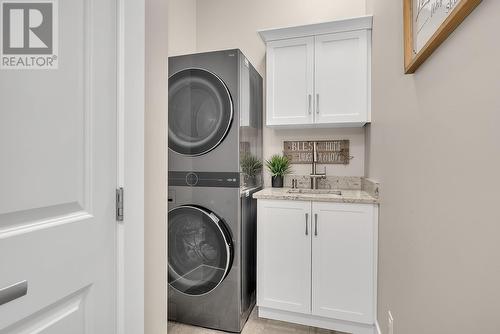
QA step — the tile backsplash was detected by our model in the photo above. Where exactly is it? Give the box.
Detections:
[263,127,366,187]
[284,175,362,190]
[283,174,380,199]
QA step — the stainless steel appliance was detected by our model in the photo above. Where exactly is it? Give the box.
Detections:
[168,49,263,175]
[168,49,263,332]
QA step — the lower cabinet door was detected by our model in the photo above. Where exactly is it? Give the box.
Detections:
[257,200,311,314]
[311,202,375,324]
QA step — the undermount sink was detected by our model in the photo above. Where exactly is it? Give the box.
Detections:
[287,189,342,195]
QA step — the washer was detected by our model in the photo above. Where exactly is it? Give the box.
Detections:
[168,177,260,332]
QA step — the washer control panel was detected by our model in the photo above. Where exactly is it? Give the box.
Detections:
[169,171,240,188]
[185,172,199,186]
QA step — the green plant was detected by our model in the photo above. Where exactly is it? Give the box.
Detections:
[265,154,292,177]
[240,154,263,177]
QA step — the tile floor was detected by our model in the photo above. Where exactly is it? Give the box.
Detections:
[168,307,345,334]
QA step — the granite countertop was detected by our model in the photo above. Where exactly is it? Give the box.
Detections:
[253,187,379,204]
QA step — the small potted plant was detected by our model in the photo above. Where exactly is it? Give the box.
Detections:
[265,154,291,188]
[240,153,263,187]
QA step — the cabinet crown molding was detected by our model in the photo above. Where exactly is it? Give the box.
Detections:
[258,15,373,42]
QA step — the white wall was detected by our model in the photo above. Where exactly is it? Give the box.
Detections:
[168,0,197,56]
[145,0,168,333]
[196,0,367,184]
[196,0,366,75]
[264,127,365,176]
[365,0,500,333]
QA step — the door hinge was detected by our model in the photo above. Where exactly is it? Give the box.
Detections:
[116,187,124,221]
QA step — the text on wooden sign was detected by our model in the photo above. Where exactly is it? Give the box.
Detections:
[283,140,350,164]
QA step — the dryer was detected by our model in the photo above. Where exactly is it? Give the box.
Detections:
[168,49,262,174]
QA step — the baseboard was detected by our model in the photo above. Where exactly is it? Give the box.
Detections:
[259,307,377,334]
[376,321,382,334]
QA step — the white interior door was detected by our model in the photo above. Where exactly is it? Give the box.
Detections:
[266,37,314,126]
[0,0,118,333]
[257,200,311,314]
[314,30,369,124]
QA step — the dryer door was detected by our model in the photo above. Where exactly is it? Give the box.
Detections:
[169,68,233,156]
[168,205,234,296]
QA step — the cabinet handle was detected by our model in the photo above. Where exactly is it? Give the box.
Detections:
[308,94,312,114]
[314,213,318,236]
[305,213,309,235]
[316,94,320,114]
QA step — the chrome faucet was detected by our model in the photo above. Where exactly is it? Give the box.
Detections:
[310,141,326,189]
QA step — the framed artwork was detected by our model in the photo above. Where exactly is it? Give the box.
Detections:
[403,0,482,74]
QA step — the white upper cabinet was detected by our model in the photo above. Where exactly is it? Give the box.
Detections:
[266,37,314,126]
[314,30,369,124]
[259,16,372,128]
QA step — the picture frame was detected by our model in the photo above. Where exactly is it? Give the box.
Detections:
[403,0,482,74]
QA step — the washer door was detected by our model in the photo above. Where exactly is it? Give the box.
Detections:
[168,68,233,156]
[168,205,233,296]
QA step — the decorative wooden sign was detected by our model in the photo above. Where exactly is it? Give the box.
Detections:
[283,140,350,165]
[404,0,482,74]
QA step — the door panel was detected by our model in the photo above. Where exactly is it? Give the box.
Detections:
[311,202,375,324]
[168,68,233,156]
[257,200,311,314]
[168,205,233,296]
[1,287,88,334]
[314,31,368,124]
[266,37,314,126]
[0,0,117,332]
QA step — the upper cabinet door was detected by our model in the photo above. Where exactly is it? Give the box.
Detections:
[266,37,314,126]
[311,202,376,324]
[314,30,369,125]
[257,200,312,314]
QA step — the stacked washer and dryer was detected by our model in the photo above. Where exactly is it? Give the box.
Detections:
[167,49,263,332]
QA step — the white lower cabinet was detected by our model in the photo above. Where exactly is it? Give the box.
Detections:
[257,199,378,334]
[311,202,375,324]
[257,200,312,313]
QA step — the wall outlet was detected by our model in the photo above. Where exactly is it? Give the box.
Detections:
[387,311,394,334]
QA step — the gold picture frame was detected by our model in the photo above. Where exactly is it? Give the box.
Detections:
[404,0,482,74]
